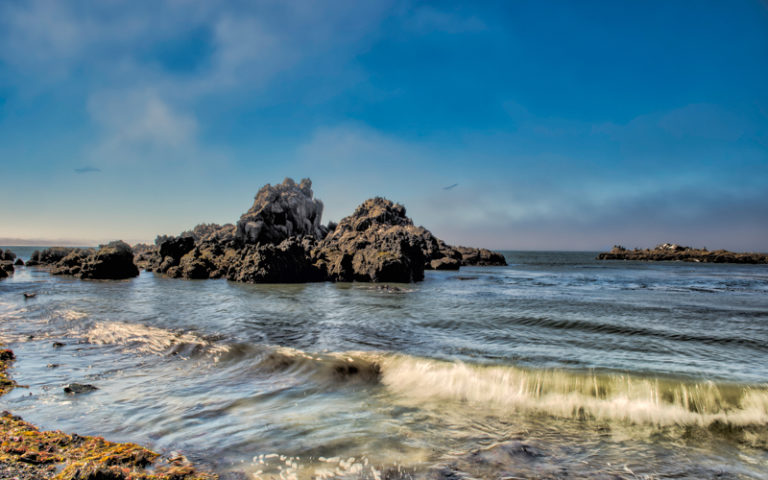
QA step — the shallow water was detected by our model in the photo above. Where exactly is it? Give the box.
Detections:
[1,248,767,479]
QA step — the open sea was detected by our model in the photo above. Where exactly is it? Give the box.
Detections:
[1,248,767,479]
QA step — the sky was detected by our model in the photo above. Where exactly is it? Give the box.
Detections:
[0,0,767,250]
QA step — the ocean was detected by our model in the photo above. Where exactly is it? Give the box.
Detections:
[1,248,767,479]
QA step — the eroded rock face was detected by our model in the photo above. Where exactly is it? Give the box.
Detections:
[27,242,139,279]
[315,197,430,282]
[235,178,324,244]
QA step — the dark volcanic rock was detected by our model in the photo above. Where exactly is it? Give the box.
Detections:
[30,242,139,279]
[235,177,325,244]
[139,178,507,284]
[63,383,98,394]
[0,249,17,278]
[79,241,139,279]
[14,258,23,266]
[597,243,768,264]
[315,197,430,282]
[454,246,507,266]
[228,238,325,283]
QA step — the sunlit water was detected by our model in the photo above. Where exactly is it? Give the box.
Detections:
[1,248,767,479]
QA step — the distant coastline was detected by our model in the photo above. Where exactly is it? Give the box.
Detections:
[597,243,768,264]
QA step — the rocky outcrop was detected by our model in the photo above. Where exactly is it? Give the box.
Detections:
[27,242,140,279]
[314,197,430,282]
[0,249,16,278]
[138,178,506,283]
[235,178,325,244]
[597,243,768,264]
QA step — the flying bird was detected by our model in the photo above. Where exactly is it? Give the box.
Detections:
[443,183,458,190]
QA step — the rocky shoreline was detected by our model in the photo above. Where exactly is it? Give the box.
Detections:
[0,346,216,480]
[13,178,506,283]
[597,243,768,264]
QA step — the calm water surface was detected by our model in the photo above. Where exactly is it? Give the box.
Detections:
[1,248,767,479]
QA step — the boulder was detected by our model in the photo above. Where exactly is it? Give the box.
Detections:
[454,246,507,266]
[14,258,23,266]
[64,383,98,394]
[0,249,16,262]
[235,178,325,244]
[79,241,139,279]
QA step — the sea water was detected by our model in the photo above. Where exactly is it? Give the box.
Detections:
[1,249,767,479]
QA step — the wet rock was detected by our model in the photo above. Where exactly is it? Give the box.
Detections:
[47,363,60,368]
[0,249,16,262]
[235,177,325,244]
[14,258,24,266]
[0,267,7,280]
[52,342,64,348]
[23,292,36,299]
[63,383,98,394]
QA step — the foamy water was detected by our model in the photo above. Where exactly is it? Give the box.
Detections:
[1,249,767,478]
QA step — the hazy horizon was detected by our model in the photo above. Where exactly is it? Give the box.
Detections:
[1,1,767,251]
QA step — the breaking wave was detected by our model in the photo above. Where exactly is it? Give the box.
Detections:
[68,321,768,429]
[377,354,768,428]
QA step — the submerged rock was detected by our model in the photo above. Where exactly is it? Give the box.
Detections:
[597,244,768,264]
[63,383,98,394]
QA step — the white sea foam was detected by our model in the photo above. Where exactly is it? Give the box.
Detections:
[377,354,768,427]
[55,309,88,321]
[82,321,227,356]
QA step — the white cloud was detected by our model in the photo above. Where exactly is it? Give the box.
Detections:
[86,89,199,165]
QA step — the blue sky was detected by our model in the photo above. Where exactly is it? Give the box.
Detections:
[1,0,766,250]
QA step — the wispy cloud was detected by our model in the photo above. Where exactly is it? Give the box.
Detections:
[74,166,101,174]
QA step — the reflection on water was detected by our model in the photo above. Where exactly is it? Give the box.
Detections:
[1,251,767,478]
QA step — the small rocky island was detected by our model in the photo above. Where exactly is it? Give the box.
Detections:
[18,178,506,283]
[597,243,768,264]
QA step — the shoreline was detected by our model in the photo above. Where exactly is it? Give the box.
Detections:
[0,346,217,480]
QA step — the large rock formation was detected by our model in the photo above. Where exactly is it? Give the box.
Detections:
[27,242,140,279]
[597,243,768,264]
[314,197,431,282]
[137,178,506,283]
[235,178,325,244]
